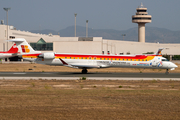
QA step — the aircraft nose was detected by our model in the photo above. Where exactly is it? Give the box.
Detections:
[174,64,178,68]
[171,63,178,68]
[162,62,178,69]
[170,63,178,70]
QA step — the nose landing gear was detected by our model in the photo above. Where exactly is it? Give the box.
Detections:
[165,69,169,75]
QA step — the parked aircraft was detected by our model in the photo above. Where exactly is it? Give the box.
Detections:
[9,38,178,74]
[0,43,18,59]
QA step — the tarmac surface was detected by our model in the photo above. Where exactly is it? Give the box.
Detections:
[0,72,180,80]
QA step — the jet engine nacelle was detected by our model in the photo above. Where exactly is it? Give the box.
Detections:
[39,52,55,59]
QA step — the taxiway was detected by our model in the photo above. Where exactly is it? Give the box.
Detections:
[0,72,179,80]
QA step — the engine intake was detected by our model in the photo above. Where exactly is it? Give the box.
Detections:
[39,53,55,59]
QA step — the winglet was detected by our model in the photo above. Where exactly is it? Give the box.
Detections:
[59,58,68,65]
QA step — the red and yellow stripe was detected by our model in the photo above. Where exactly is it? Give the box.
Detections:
[22,53,160,61]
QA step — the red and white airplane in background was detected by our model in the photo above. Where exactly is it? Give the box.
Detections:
[0,43,18,59]
[9,38,178,74]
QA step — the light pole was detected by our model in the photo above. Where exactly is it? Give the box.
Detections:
[122,34,126,41]
[102,38,103,54]
[3,8,11,51]
[86,20,88,38]
[74,13,77,37]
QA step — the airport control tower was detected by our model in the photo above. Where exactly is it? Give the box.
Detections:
[132,3,152,42]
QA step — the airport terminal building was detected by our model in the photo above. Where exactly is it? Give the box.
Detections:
[0,24,180,61]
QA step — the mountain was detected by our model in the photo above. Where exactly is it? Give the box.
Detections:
[30,29,58,35]
[145,27,180,43]
[30,26,180,43]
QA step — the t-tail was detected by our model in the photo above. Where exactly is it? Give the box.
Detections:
[8,38,41,54]
[145,48,164,56]
[155,48,164,56]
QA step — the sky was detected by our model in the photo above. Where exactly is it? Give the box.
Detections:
[1,0,180,31]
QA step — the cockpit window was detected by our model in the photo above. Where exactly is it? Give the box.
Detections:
[162,59,169,61]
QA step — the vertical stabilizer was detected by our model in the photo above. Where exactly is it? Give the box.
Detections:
[156,48,164,56]
[8,38,41,54]
[7,44,18,53]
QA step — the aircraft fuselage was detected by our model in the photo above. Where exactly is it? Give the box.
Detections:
[22,53,177,70]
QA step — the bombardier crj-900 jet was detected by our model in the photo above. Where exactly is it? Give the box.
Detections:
[9,38,177,74]
[0,43,18,59]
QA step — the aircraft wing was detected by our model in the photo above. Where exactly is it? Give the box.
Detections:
[0,53,19,59]
[59,58,100,69]
[69,64,100,69]
[12,53,19,56]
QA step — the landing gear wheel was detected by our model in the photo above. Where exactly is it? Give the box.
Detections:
[165,69,169,75]
[82,69,88,74]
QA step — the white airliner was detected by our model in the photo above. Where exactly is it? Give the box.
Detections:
[0,43,18,59]
[9,38,178,74]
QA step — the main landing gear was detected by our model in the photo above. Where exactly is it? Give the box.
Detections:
[82,69,88,74]
[165,69,169,75]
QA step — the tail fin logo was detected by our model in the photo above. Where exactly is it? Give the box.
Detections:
[13,44,17,48]
[158,51,162,55]
[21,45,30,53]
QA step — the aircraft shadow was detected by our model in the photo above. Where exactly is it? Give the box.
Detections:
[56,72,112,75]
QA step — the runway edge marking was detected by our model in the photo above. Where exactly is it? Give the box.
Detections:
[0,77,180,81]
